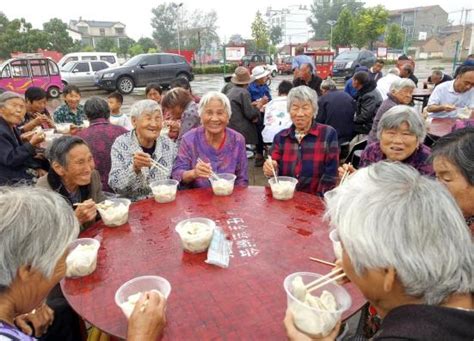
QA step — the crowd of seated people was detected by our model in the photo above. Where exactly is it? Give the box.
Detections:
[0,52,473,340]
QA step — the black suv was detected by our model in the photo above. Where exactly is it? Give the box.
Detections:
[332,50,376,80]
[95,53,194,94]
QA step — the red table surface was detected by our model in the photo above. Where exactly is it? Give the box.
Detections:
[62,186,366,340]
[428,118,456,137]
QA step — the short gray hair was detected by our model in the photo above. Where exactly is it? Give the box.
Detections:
[387,68,400,76]
[431,70,443,78]
[47,135,89,167]
[389,78,416,93]
[84,96,110,120]
[324,162,473,305]
[0,187,79,291]
[287,86,318,116]
[377,105,426,142]
[321,79,337,91]
[0,91,24,108]
[129,99,162,119]
[198,91,232,119]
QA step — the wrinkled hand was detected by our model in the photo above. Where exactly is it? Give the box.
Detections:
[133,151,153,174]
[442,104,456,112]
[14,303,54,338]
[35,168,48,178]
[69,125,80,135]
[334,259,350,285]
[166,120,180,140]
[337,163,356,181]
[75,199,97,225]
[263,159,278,178]
[29,132,46,146]
[194,159,212,179]
[284,309,341,341]
[127,291,167,341]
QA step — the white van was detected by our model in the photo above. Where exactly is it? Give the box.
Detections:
[58,52,119,68]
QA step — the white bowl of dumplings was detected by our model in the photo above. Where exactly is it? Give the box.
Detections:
[150,179,179,203]
[175,217,215,253]
[269,176,298,200]
[66,238,100,278]
[97,198,131,227]
[115,275,171,319]
[284,272,352,337]
[209,173,237,196]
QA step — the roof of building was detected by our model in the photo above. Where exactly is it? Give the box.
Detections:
[70,20,125,28]
[388,5,446,16]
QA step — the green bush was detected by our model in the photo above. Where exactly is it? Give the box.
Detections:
[193,64,237,75]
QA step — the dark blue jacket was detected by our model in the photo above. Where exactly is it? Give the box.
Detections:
[247,82,272,102]
[316,90,356,144]
[0,117,37,185]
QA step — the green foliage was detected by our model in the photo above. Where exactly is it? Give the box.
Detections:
[43,18,74,53]
[151,3,178,50]
[385,24,405,49]
[81,45,95,52]
[117,37,135,57]
[269,26,282,46]
[193,64,237,74]
[137,37,157,52]
[251,11,269,52]
[147,47,158,53]
[0,16,49,58]
[95,37,117,52]
[308,0,363,40]
[332,8,354,48]
[353,5,389,49]
[128,44,144,56]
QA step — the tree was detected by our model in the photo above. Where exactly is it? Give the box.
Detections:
[228,34,244,45]
[43,18,74,53]
[0,16,49,58]
[95,37,116,52]
[308,0,363,40]
[137,37,156,52]
[251,11,269,52]
[117,37,135,57]
[269,26,283,46]
[353,6,389,49]
[332,8,354,48]
[128,43,144,56]
[151,3,178,50]
[385,23,405,49]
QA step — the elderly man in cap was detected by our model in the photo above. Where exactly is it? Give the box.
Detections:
[0,91,46,185]
[227,67,261,160]
[293,63,322,96]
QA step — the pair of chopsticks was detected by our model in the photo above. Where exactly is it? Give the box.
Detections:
[309,257,336,267]
[340,162,352,185]
[305,268,346,293]
[150,159,169,174]
[73,202,110,210]
[268,156,279,184]
[197,157,219,180]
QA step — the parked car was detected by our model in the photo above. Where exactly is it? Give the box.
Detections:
[95,53,194,94]
[240,54,278,77]
[0,57,63,98]
[277,56,293,75]
[61,60,111,88]
[332,50,376,80]
[58,52,119,68]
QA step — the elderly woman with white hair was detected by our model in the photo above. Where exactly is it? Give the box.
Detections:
[109,99,177,201]
[263,85,339,195]
[368,78,416,143]
[0,187,166,340]
[172,91,248,188]
[286,162,474,340]
[340,105,434,177]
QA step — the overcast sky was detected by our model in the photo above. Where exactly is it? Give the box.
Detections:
[1,0,472,41]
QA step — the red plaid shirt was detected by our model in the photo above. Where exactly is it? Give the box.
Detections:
[270,122,339,196]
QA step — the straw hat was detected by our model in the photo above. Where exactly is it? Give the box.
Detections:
[251,66,270,80]
[231,67,255,85]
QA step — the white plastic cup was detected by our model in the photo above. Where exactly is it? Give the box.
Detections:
[150,179,179,203]
[66,238,100,278]
[97,198,131,227]
[209,173,237,196]
[175,217,215,253]
[115,276,171,319]
[269,176,298,200]
[329,230,343,260]
[283,272,352,337]
[55,123,71,134]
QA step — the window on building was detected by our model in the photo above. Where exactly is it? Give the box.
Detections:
[30,59,49,77]
[115,27,124,34]
[10,60,29,78]
[77,26,88,34]
[100,28,106,36]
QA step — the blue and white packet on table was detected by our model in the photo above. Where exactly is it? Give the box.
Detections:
[206,227,232,268]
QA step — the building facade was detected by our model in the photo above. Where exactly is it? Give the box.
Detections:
[265,5,313,45]
[388,5,449,41]
[69,18,128,48]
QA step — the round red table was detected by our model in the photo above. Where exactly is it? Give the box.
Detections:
[62,186,366,340]
[428,118,456,138]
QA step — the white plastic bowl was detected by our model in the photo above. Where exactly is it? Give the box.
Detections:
[269,176,298,200]
[66,238,100,278]
[283,272,351,337]
[209,173,237,196]
[115,275,171,319]
[97,198,131,227]
[55,123,71,134]
[175,217,215,253]
[329,230,343,260]
[150,179,179,203]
